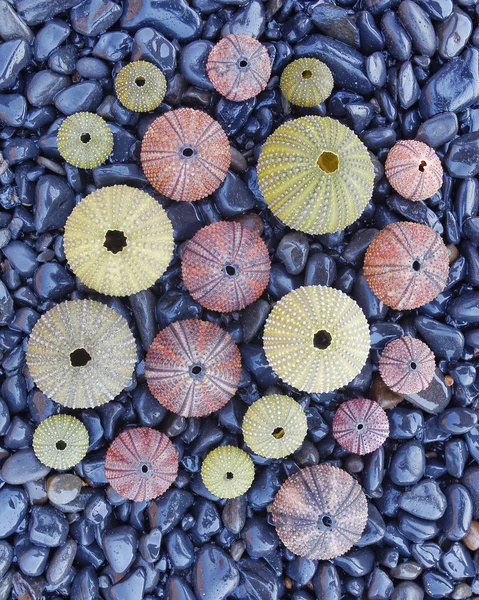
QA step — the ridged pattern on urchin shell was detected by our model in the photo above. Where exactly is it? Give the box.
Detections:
[145,319,241,418]
[115,61,167,112]
[206,34,271,102]
[141,108,231,201]
[182,221,270,312]
[63,185,174,296]
[272,465,368,560]
[379,336,435,395]
[242,395,307,459]
[33,414,89,470]
[280,58,334,107]
[105,428,178,502]
[201,446,254,499]
[385,140,443,202]
[26,300,137,409]
[263,286,370,394]
[332,398,389,455]
[257,116,375,235]
[57,112,113,169]
[363,222,449,311]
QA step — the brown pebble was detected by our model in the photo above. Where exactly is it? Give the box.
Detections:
[230,146,248,173]
[230,539,245,562]
[464,521,479,551]
[344,455,364,474]
[448,244,460,264]
[370,375,403,410]
[284,577,292,590]
[46,473,82,505]
[232,212,264,236]
[445,374,454,387]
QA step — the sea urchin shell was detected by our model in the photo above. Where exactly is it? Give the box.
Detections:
[379,336,435,395]
[57,112,113,169]
[272,465,368,560]
[33,414,89,470]
[280,58,334,107]
[115,61,167,112]
[201,446,254,499]
[332,398,389,455]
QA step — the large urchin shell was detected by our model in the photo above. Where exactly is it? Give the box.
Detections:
[115,61,167,112]
[182,221,270,312]
[385,140,443,202]
[141,108,231,202]
[242,394,307,459]
[57,112,113,169]
[33,414,89,470]
[272,465,368,560]
[105,428,178,502]
[379,336,435,395]
[145,319,241,418]
[26,300,137,409]
[206,34,271,102]
[263,286,370,394]
[332,398,389,455]
[201,446,254,499]
[363,221,449,311]
[280,58,334,107]
[63,185,174,297]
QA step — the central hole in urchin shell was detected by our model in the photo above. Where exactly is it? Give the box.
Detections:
[313,330,332,350]
[135,77,146,87]
[80,132,91,144]
[141,464,149,474]
[189,363,205,379]
[182,146,194,158]
[239,59,248,68]
[410,361,417,370]
[224,263,238,278]
[412,260,421,272]
[225,471,234,480]
[104,230,127,254]
[317,151,339,173]
[56,440,67,450]
[356,423,364,431]
[319,514,333,530]
[419,160,427,172]
[70,348,92,367]
[272,427,285,439]
[302,69,312,79]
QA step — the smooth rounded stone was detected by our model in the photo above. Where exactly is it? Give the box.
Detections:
[441,542,475,579]
[461,466,479,519]
[34,175,75,234]
[312,563,341,600]
[416,112,458,149]
[29,505,68,547]
[267,263,302,300]
[48,44,77,75]
[0,281,13,327]
[0,485,28,538]
[446,130,479,178]
[46,538,77,585]
[0,542,12,582]
[92,164,147,188]
[415,0,453,20]
[213,171,255,218]
[0,0,34,41]
[71,566,99,600]
[334,548,375,578]
[92,31,133,62]
[411,542,441,569]
[418,316,464,362]
[343,229,379,265]
[46,474,82,505]
[361,126,397,150]
[70,0,121,36]
[194,544,239,600]
[397,1,436,56]
[3,138,37,165]
[221,0,265,38]
[76,57,109,80]
[398,514,439,543]
[398,61,420,110]
[103,526,138,574]
[390,561,423,581]
[441,484,473,542]
[148,489,195,534]
[16,539,49,577]
[26,70,70,107]
[110,568,145,600]
[215,96,256,137]
[445,439,468,479]
[241,517,278,559]
[33,19,70,62]
[129,290,156,352]
[139,529,162,564]
[233,559,280,598]
[1,448,50,484]
[54,81,103,116]
[4,415,33,449]
[391,581,424,600]
[32,263,75,301]
[0,399,10,437]
[368,567,393,599]
[353,271,388,322]
[388,408,423,440]
[190,499,221,543]
[399,481,447,520]
[346,102,374,134]
[286,557,317,586]
[304,252,336,287]
[309,4,360,48]
[389,441,425,487]
[2,375,27,414]
[222,496,247,535]
[449,291,479,323]
[357,10,385,53]
[16,0,79,25]
[455,177,479,229]
[381,10,412,61]
[165,575,196,600]
[464,217,479,245]
[0,39,31,90]
[356,504,386,547]
[166,529,195,570]
[276,232,309,276]
[0,93,26,127]
[131,28,176,79]
[179,40,214,91]
[404,368,451,415]
[85,492,112,524]
[439,408,477,435]
[437,7,472,59]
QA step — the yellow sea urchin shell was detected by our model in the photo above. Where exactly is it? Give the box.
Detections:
[280,58,334,107]
[263,286,370,393]
[201,446,254,499]
[63,185,174,296]
[57,112,113,169]
[115,61,167,112]
[242,394,307,459]
[257,116,375,235]
[33,414,89,470]
[26,300,137,409]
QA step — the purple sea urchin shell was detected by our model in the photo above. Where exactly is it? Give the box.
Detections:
[332,398,389,455]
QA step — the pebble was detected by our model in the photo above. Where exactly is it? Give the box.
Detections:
[34,175,75,234]
[404,368,451,415]
[241,517,278,559]
[0,485,28,538]
[222,495,247,534]
[304,252,336,287]
[92,31,133,62]
[131,28,177,79]
[46,474,82,505]
[415,0,453,21]
[442,542,475,579]
[0,1,33,41]
[54,81,103,115]
[34,19,70,62]
[46,538,77,585]
[179,40,214,91]
[415,316,464,360]
[165,575,196,600]
[1,447,50,484]
[222,0,265,38]
[437,7,472,60]
[16,538,50,577]
[76,57,109,80]
[70,0,122,37]
[0,93,26,127]
[71,566,99,600]
[399,513,439,543]
[213,171,255,218]
[32,262,75,300]
[391,581,424,600]
[309,5,360,48]
[369,567,394,599]
[381,10,412,60]
[166,528,195,570]
[397,0,436,56]
[103,526,138,574]
[194,544,239,600]
[357,10,385,54]
[148,489,195,533]
[29,505,69,547]
[399,481,447,520]
[26,70,70,107]
[110,568,146,600]
[441,484,473,542]
[0,39,31,90]
[389,440,425,486]
[313,562,341,600]
[416,112,458,148]
[449,291,479,323]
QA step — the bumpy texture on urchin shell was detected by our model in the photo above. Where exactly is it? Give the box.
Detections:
[385,140,443,201]
[57,112,113,169]
[257,116,374,235]
[242,395,307,459]
[201,446,254,499]
[115,61,167,112]
[206,34,271,102]
[272,465,368,560]
[105,428,178,502]
[263,286,370,394]
[141,108,231,201]
[332,398,389,455]
[26,300,137,409]
[145,319,241,417]
[33,414,89,470]
[363,221,449,311]
[280,58,334,107]
[182,221,270,312]
[379,336,435,395]
[63,185,174,296]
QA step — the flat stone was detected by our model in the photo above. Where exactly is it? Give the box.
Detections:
[16,0,80,25]
[0,1,34,41]
[0,39,31,90]
[1,448,50,484]
[71,0,122,36]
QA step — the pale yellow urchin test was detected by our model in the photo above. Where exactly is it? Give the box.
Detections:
[201,446,254,499]
[280,58,334,107]
[242,395,307,459]
[115,61,167,112]
[63,185,174,296]
[33,414,89,470]
[263,286,370,394]
[57,112,113,169]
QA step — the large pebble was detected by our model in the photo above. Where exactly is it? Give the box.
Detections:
[32,263,75,300]
[165,576,196,600]
[312,562,341,600]
[26,70,70,107]
[54,81,103,115]
[398,1,436,56]
[179,40,214,91]
[399,481,447,520]
[70,0,122,37]
[221,0,265,38]
[448,291,479,323]
[389,440,425,486]
[309,5,359,48]
[193,544,240,600]
[47,473,82,505]
[29,505,68,547]
[46,538,77,585]
[0,485,28,538]
[103,526,138,574]
[416,112,458,148]
[166,529,195,570]
[131,28,177,79]
[16,0,80,25]
[235,559,280,598]
[1,448,50,484]
[0,39,31,90]
[441,484,473,541]
[241,517,278,559]
[34,19,70,62]
[34,175,75,234]
[0,93,26,127]
[381,10,412,61]
[445,131,479,178]
[148,489,195,533]
[441,542,475,579]
[415,316,464,360]
[436,7,472,59]
[0,1,34,41]
[404,368,451,415]
[213,171,255,218]
[110,568,145,600]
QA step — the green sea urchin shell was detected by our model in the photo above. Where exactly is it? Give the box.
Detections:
[280,58,334,107]
[257,116,375,235]
[201,446,254,499]
[242,395,307,459]
[33,414,89,469]
[115,61,167,112]
[263,285,370,394]
[57,112,113,169]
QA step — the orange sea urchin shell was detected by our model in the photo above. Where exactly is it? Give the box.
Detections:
[379,336,435,395]
[145,319,242,417]
[182,221,270,312]
[140,108,231,201]
[363,222,449,311]
[332,398,389,455]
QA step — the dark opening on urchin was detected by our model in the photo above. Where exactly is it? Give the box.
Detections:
[412,260,421,271]
[135,77,146,87]
[80,132,91,144]
[70,348,92,367]
[239,59,248,68]
[317,151,339,174]
[104,230,127,254]
[182,146,194,158]
[313,330,332,350]
[189,363,205,380]
[302,69,312,79]
[419,160,427,172]
[272,426,285,439]
[225,471,234,480]
[56,440,67,451]
[141,464,149,474]
[319,514,333,529]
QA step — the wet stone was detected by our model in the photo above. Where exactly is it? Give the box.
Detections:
[131,28,176,79]
[0,1,34,42]
[0,485,28,538]
[398,0,436,57]
[415,316,464,360]
[26,70,71,107]
[439,408,477,435]
[391,581,424,600]
[33,263,75,301]
[449,291,479,323]
[442,542,475,579]
[222,495,247,534]
[416,112,458,148]
[0,93,26,127]
[34,175,75,234]
[404,368,451,415]
[46,538,77,585]
[389,440,425,486]
[334,548,375,577]
[166,528,195,570]
[92,31,133,62]
[241,517,278,559]
[388,408,423,439]
[399,481,447,520]
[110,568,146,600]
[48,45,77,75]
[71,0,122,37]
[33,19,70,62]
[445,131,479,178]
[0,39,31,90]
[46,474,82,505]
[194,544,240,600]
[71,566,99,600]
[222,0,265,38]
[54,81,103,115]
[309,5,360,48]
[442,484,473,542]
[437,7,472,60]
[213,171,255,218]
[76,57,109,80]
[1,448,50,484]
[179,40,214,91]
[103,526,138,574]
[381,10,412,61]
[313,562,341,600]
[148,489,195,534]
[29,505,69,547]
[399,513,439,543]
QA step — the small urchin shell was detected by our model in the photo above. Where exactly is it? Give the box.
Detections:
[145,319,241,418]
[105,428,178,502]
[33,414,89,470]
[272,465,368,560]
[263,286,370,394]
[115,61,167,112]
[141,108,231,201]
[201,446,254,499]
[280,58,334,107]
[242,395,307,459]
[182,221,270,312]
[63,185,174,296]
[332,398,389,455]
[26,300,137,409]
[206,34,271,102]
[379,336,435,395]
[257,116,375,235]
[57,112,113,169]
[363,221,449,311]
[385,140,443,202]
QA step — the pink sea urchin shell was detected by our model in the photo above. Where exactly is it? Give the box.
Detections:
[332,398,389,455]
[379,336,435,395]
